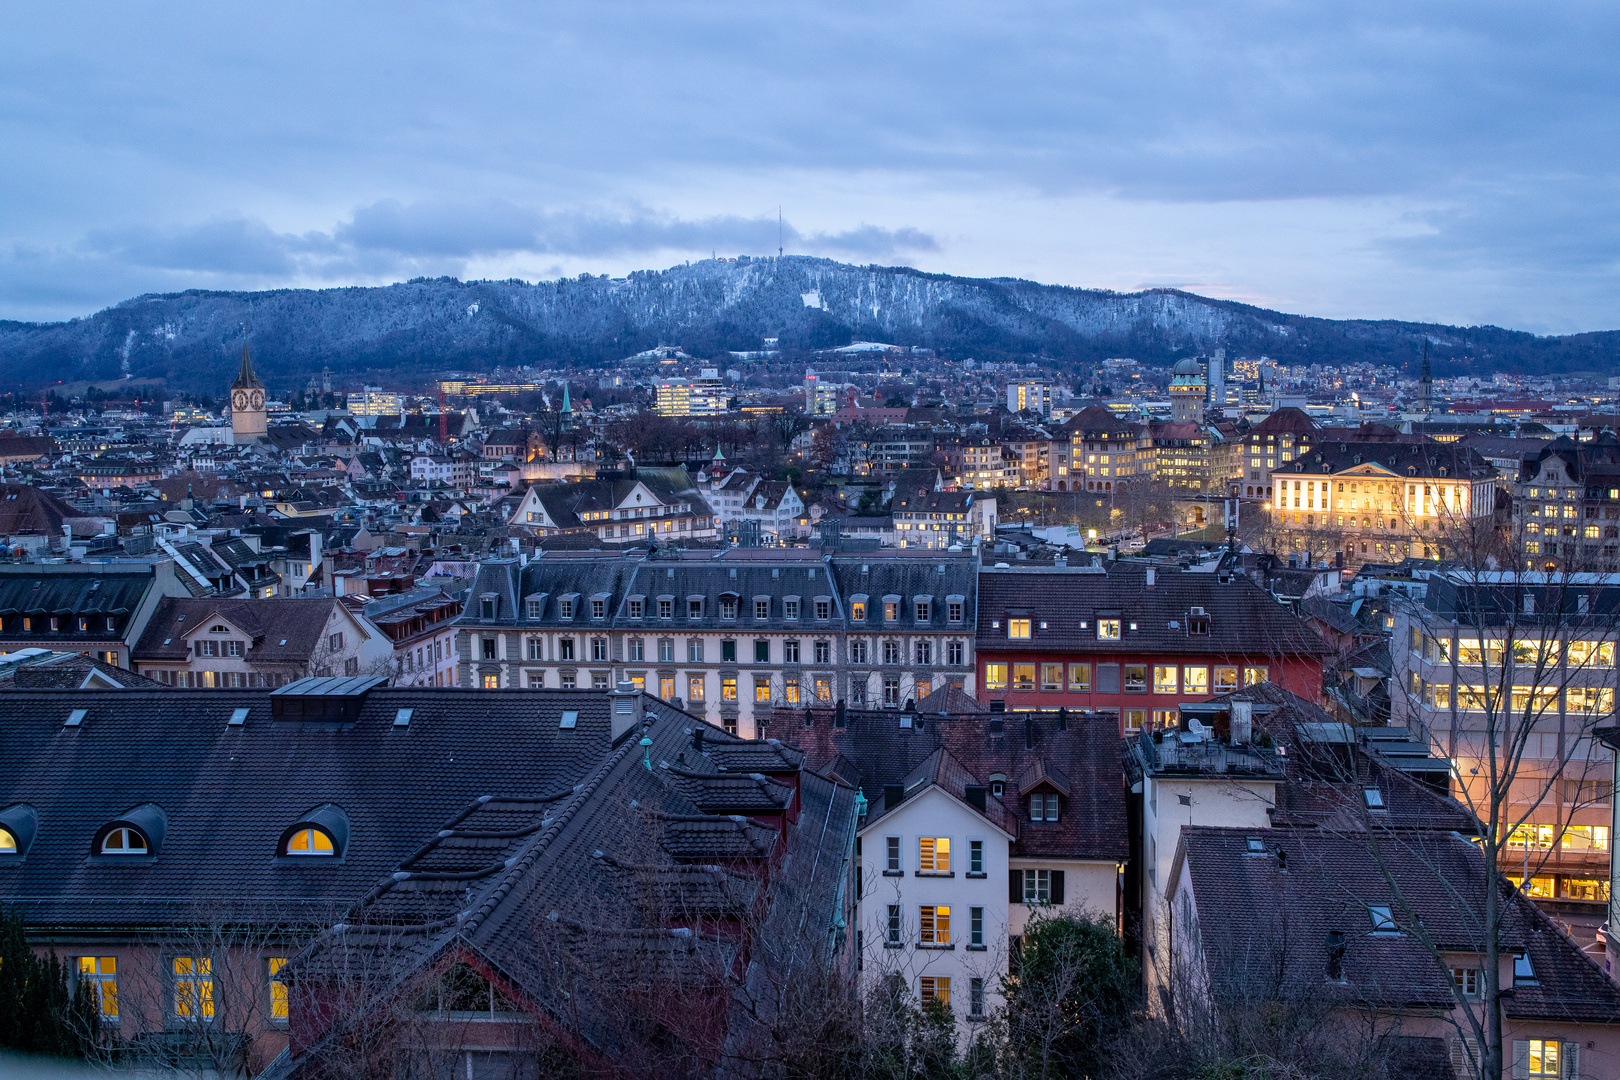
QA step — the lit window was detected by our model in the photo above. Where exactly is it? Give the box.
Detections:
[1214,666,1239,693]
[1523,1039,1561,1077]
[919,837,951,873]
[0,828,15,854]
[172,956,214,1021]
[1244,666,1270,686]
[984,663,1007,689]
[1007,618,1031,639]
[1153,665,1179,694]
[482,674,499,689]
[919,975,950,1007]
[687,676,706,702]
[850,600,865,621]
[1013,663,1036,690]
[1097,618,1121,640]
[267,957,289,1020]
[919,905,951,944]
[77,957,118,1019]
[100,827,147,855]
[285,828,335,856]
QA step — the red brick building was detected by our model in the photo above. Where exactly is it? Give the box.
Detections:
[975,560,1328,734]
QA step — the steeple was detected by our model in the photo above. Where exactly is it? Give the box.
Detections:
[233,344,263,390]
[560,382,572,414]
[1418,340,1433,414]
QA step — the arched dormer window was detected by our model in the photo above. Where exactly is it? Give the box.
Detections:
[93,803,165,859]
[277,804,349,860]
[101,827,148,854]
[284,827,335,856]
[0,804,37,857]
[0,828,15,853]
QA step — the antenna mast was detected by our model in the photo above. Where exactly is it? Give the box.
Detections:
[778,207,783,258]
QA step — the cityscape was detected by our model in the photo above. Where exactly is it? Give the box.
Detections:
[1,5,1617,1080]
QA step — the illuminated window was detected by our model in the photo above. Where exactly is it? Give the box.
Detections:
[919,976,950,1007]
[1153,665,1179,694]
[1244,666,1269,686]
[1012,663,1036,690]
[687,676,705,702]
[1522,1039,1559,1077]
[267,957,289,1020]
[1041,664,1063,690]
[482,674,499,689]
[984,663,1008,689]
[77,957,118,1020]
[172,956,214,1021]
[1183,666,1209,693]
[1097,617,1121,640]
[1007,618,1031,639]
[919,837,951,873]
[284,828,335,856]
[919,906,951,945]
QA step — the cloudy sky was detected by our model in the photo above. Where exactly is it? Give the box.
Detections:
[2,2,1616,332]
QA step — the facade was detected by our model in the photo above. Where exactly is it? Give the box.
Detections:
[1240,406,1317,500]
[456,547,977,737]
[975,561,1329,735]
[1006,381,1052,416]
[505,469,718,545]
[1062,405,1150,494]
[891,487,997,548]
[695,467,807,541]
[0,561,189,668]
[1391,572,1619,914]
[131,597,392,687]
[655,376,729,417]
[1264,439,1498,569]
[350,585,464,687]
[1512,432,1620,571]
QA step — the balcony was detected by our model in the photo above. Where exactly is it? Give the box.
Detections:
[1135,728,1286,779]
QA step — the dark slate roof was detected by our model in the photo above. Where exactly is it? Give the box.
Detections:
[0,686,699,929]
[0,649,168,689]
[0,563,156,642]
[1280,439,1495,481]
[830,551,976,630]
[782,704,1127,862]
[976,562,1328,656]
[1175,825,1620,1023]
[131,596,347,663]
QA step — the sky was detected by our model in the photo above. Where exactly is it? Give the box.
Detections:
[1,2,1616,334]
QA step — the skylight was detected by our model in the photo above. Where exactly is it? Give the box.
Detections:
[1363,787,1385,810]
[1368,905,1395,931]
[393,708,413,727]
[228,708,249,726]
[65,709,87,727]
[1245,837,1266,853]
[559,710,579,729]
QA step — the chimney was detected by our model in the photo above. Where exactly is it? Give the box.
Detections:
[610,680,642,743]
[1146,566,1156,588]
[965,785,987,812]
[691,726,704,752]
[1230,701,1253,745]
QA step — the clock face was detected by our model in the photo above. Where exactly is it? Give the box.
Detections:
[249,389,265,410]
[232,390,247,411]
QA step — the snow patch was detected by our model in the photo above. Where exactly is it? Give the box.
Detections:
[834,341,897,353]
[467,302,480,316]
[801,291,822,309]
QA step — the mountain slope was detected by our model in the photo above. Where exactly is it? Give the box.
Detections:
[0,257,1612,392]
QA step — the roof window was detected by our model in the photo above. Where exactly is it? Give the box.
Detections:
[284,827,336,856]
[229,708,249,727]
[559,710,579,729]
[1367,905,1395,932]
[1245,837,1266,853]
[279,804,349,859]
[1513,951,1537,986]
[393,708,413,727]
[65,708,87,727]
[100,827,148,855]
[1363,787,1385,810]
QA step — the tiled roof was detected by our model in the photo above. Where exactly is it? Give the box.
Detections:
[131,596,345,663]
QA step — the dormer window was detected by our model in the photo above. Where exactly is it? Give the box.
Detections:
[688,598,704,619]
[100,827,148,855]
[591,598,606,620]
[850,599,867,621]
[628,598,644,619]
[558,599,574,620]
[0,828,16,854]
[284,828,335,856]
[915,600,930,622]
[1029,793,1059,822]
[755,598,770,619]
[526,599,542,619]
[784,599,800,620]
[1097,617,1121,640]
[1007,618,1031,640]
[720,596,738,620]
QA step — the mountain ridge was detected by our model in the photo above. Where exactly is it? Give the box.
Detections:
[1,256,1614,392]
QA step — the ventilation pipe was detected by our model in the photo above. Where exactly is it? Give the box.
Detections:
[610,680,642,743]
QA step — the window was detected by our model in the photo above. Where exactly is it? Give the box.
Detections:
[919,837,951,873]
[886,904,902,944]
[719,597,737,620]
[815,640,831,664]
[878,676,899,707]
[172,956,214,1021]
[784,599,800,620]
[1097,617,1121,640]
[482,674,500,689]
[1031,792,1059,821]
[816,599,831,620]
[328,632,344,651]
[267,957,289,1020]
[1363,787,1385,810]
[1153,665,1178,694]
[915,640,933,666]
[591,638,608,662]
[558,638,574,660]
[526,637,544,661]
[882,640,900,665]
[919,976,950,1007]
[850,600,866,621]
[195,640,218,658]
[969,976,984,1018]
[658,598,673,619]
[1520,1040,1562,1078]
[1041,663,1062,690]
[722,676,737,701]
[1368,905,1396,932]
[1007,617,1031,639]
[721,639,737,663]
[919,905,951,944]
[1513,951,1537,986]
[1214,666,1239,693]
[1244,666,1270,686]
[285,828,335,856]
[659,638,675,663]
[77,957,117,1020]
[1124,665,1146,691]
[784,640,801,663]
[100,827,147,855]
[752,677,770,703]
[886,836,902,872]
[755,598,770,619]
[1022,868,1051,904]
[688,640,703,662]
[687,675,705,702]
[1123,708,1146,733]
[688,598,704,619]
[627,598,643,619]
[1012,663,1035,690]
[970,907,984,946]
[850,640,869,664]
[1065,663,1091,691]
[1452,966,1480,998]
[628,638,644,662]
[1183,666,1209,694]
[784,680,802,704]
[659,676,675,700]
[225,640,243,657]
[984,663,1008,689]
[884,600,899,621]
[948,600,963,623]
[915,600,930,621]
[947,640,964,666]
[969,839,984,874]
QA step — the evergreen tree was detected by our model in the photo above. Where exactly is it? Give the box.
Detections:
[0,901,97,1057]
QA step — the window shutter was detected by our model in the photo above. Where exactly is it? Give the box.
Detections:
[1450,1036,1479,1080]
[1010,869,1023,904]
[1051,870,1065,905]
[1511,1041,1529,1080]
[1564,1042,1579,1080]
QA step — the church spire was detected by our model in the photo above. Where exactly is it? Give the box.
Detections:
[233,343,263,390]
[560,382,572,414]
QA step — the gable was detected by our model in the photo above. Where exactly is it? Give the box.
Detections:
[615,481,666,511]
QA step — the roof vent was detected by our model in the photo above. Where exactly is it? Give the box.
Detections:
[270,676,385,724]
[610,680,642,743]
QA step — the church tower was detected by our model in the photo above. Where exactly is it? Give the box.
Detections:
[230,344,268,444]
[1418,344,1434,415]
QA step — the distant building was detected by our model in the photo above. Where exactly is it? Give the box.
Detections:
[228,345,268,445]
[1006,381,1052,416]
[348,386,405,417]
[656,375,729,417]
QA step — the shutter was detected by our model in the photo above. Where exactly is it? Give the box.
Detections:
[1511,1041,1529,1080]
[1449,1036,1479,1080]
[1564,1042,1579,1080]
[1051,870,1065,905]
[1010,869,1023,904]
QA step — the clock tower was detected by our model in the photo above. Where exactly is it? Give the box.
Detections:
[229,344,268,444]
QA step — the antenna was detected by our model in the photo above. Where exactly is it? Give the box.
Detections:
[778,206,783,258]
